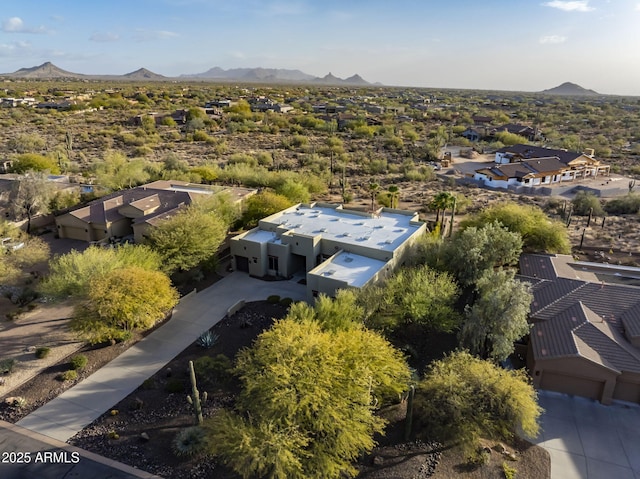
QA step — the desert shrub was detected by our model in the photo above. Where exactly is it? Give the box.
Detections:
[142,378,156,390]
[173,426,208,457]
[165,378,185,393]
[503,462,517,479]
[604,194,640,215]
[0,358,17,374]
[279,297,293,307]
[267,295,281,304]
[196,331,219,349]
[35,347,51,359]
[57,369,78,382]
[69,354,88,371]
[194,354,234,386]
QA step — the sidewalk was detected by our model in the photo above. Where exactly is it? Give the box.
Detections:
[16,273,306,443]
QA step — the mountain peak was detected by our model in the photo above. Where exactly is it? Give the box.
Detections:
[11,62,81,79]
[541,82,599,96]
[123,68,165,80]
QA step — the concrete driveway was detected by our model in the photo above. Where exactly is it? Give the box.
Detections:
[16,272,306,443]
[534,390,640,478]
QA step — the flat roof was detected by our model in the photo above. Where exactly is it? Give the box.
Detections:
[242,229,279,243]
[262,204,421,252]
[309,251,386,287]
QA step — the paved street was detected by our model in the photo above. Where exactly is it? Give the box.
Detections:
[534,391,640,479]
[16,272,306,442]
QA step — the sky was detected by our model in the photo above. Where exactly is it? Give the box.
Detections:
[1,0,639,95]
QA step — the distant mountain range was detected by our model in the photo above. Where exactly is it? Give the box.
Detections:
[541,82,599,96]
[1,62,371,85]
[1,63,605,95]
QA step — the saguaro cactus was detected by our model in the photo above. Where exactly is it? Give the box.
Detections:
[186,360,206,425]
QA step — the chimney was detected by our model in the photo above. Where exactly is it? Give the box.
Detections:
[584,148,595,157]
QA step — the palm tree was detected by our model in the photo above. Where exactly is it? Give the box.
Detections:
[368,181,379,212]
[430,192,454,224]
[387,185,399,209]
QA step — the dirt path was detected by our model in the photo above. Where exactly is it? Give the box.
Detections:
[0,302,82,396]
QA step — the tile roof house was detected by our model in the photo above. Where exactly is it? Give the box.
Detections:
[519,253,640,404]
[474,144,610,190]
[474,157,569,189]
[55,180,255,243]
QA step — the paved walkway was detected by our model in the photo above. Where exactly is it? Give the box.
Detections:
[534,390,640,479]
[16,273,306,443]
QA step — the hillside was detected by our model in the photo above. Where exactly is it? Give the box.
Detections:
[8,62,84,79]
[541,82,599,96]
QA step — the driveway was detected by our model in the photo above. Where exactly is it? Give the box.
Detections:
[16,272,306,443]
[534,390,640,479]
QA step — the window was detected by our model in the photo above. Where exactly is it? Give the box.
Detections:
[268,255,279,272]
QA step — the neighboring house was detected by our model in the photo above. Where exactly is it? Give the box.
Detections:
[462,127,483,142]
[490,123,539,142]
[474,157,571,188]
[519,254,640,405]
[55,180,255,243]
[495,144,609,176]
[36,101,73,111]
[231,203,425,301]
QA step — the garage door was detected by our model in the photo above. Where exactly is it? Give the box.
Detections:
[613,381,640,403]
[59,225,87,241]
[540,372,604,401]
[235,255,249,273]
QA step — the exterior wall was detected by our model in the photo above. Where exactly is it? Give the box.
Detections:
[532,357,619,404]
[613,372,640,403]
[230,233,268,277]
[306,272,350,301]
[495,152,510,164]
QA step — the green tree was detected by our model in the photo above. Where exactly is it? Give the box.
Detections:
[368,181,379,211]
[242,191,293,228]
[10,172,56,233]
[0,235,49,286]
[7,133,46,153]
[275,179,311,204]
[205,317,410,479]
[93,151,150,191]
[571,191,605,216]
[429,191,455,224]
[361,264,460,333]
[287,289,363,332]
[39,245,162,298]
[460,202,570,254]
[49,190,81,212]
[460,269,533,362]
[445,221,523,287]
[387,185,399,209]
[10,154,61,174]
[414,351,542,453]
[71,266,178,343]
[494,131,530,146]
[146,205,227,273]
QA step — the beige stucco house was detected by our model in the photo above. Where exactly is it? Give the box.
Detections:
[519,254,640,405]
[230,203,426,301]
[55,180,255,243]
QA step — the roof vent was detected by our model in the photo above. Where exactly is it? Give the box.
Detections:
[324,269,336,276]
[343,257,353,263]
[385,239,394,244]
[319,227,327,232]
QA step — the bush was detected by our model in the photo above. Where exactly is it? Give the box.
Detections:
[57,369,78,382]
[279,297,293,307]
[604,194,640,215]
[0,358,17,374]
[172,426,208,457]
[267,295,281,304]
[196,331,219,349]
[165,378,185,393]
[503,462,517,479]
[35,347,51,359]
[194,354,234,386]
[69,354,88,371]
